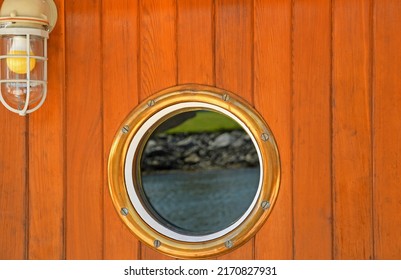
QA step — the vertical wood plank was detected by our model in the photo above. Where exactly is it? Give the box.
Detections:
[332,0,373,259]
[216,0,252,104]
[177,0,214,85]
[28,0,66,260]
[0,114,26,259]
[254,0,293,259]
[102,0,140,260]
[140,0,176,97]
[374,0,401,259]
[139,0,176,260]
[65,0,103,259]
[0,0,26,260]
[292,0,333,259]
[216,0,253,259]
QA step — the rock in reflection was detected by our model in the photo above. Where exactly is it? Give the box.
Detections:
[141,130,259,172]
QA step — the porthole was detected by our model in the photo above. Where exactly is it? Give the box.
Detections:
[108,84,280,259]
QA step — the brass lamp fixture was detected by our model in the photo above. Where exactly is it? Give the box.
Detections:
[0,0,57,116]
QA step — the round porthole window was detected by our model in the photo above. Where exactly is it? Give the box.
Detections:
[108,84,280,259]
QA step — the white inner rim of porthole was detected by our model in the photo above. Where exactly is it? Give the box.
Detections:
[124,102,263,242]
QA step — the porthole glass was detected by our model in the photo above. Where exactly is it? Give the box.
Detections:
[140,110,261,236]
[108,85,280,259]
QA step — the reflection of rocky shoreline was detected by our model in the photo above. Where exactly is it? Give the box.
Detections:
[141,130,259,172]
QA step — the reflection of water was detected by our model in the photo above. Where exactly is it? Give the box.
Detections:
[142,167,260,236]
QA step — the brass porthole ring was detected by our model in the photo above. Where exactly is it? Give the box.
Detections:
[108,84,281,259]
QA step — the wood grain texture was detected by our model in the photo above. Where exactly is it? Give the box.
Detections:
[102,0,140,260]
[0,0,26,260]
[177,0,214,85]
[254,0,293,260]
[373,0,401,259]
[216,0,252,104]
[139,0,177,260]
[215,0,253,259]
[332,0,373,259]
[28,0,66,260]
[65,0,103,259]
[0,113,26,259]
[292,0,333,259]
[140,0,177,97]
[1,0,401,260]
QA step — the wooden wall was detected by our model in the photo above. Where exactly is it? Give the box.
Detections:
[1,0,401,260]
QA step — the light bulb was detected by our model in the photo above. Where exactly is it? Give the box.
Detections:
[6,36,36,74]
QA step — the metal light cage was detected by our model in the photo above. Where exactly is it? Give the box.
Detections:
[0,27,48,115]
[0,0,57,116]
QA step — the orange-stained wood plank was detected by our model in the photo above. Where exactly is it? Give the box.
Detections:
[254,0,293,260]
[374,0,401,259]
[332,0,373,259]
[140,0,176,97]
[0,113,26,259]
[102,0,140,260]
[65,0,103,259]
[139,0,176,260]
[216,0,253,259]
[216,0,252,104]
[219,241,254,260]
[177,0,214,85]
[28,0,65,260]
[292,0,333,259]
